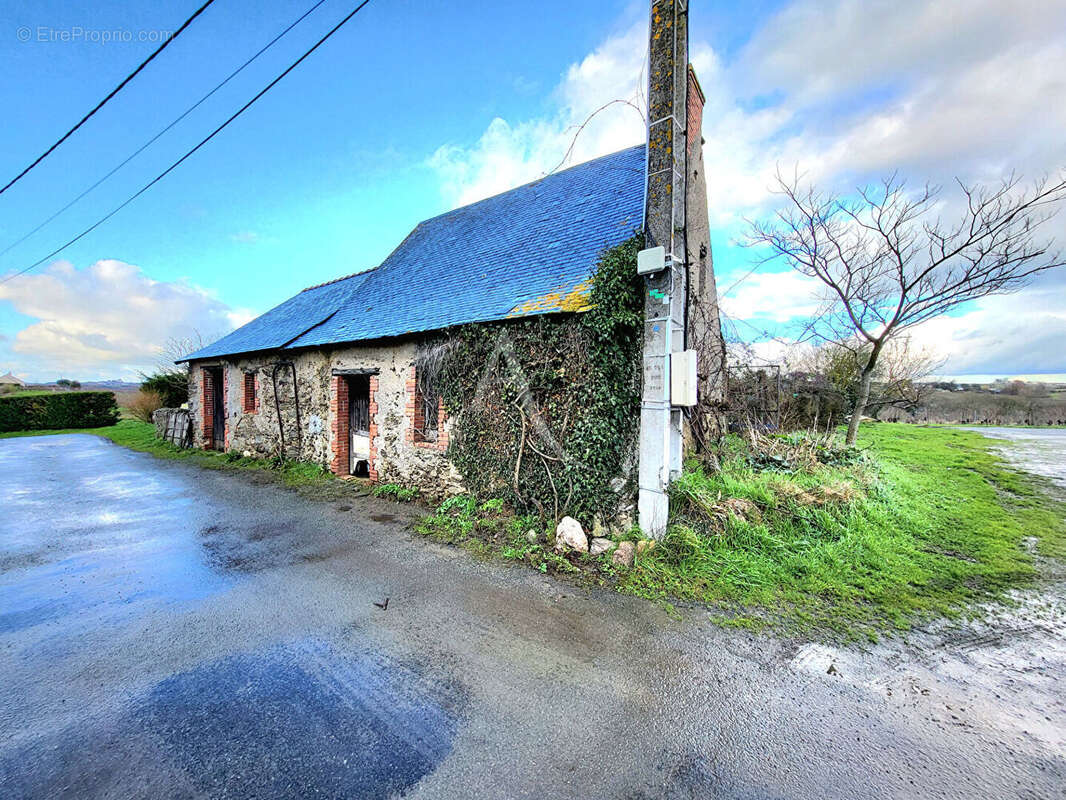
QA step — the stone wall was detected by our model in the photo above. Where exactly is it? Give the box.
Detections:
[187,337,462,495]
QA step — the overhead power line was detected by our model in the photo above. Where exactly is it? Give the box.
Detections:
[0,0,218,197]
[0,0,373,287]
[0,0,331,259]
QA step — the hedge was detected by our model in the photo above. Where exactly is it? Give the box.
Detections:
[0,391,120,432]
[141,370,188,408]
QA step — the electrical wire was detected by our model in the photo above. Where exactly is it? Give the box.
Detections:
[0,0,330,259]
[0,0,218,196]
[1,0,373,287]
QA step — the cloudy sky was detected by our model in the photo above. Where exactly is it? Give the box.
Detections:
[1,0,1065,382]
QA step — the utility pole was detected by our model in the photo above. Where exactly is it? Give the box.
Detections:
[638,0,690,538]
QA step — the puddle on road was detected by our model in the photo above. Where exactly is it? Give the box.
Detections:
[0,598,69,634]
[1,436,234,635]
[2,638,465,800]
[959,426,1066,489]
[196,518,358,574]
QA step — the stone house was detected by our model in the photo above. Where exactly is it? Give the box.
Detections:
[181,37,722,501]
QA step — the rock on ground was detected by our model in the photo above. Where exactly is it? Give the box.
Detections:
[554,517,588,553]
[612,541,635,566]
[590,537,613,556]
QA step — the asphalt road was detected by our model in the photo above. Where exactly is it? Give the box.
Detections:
[1,434,1063,799]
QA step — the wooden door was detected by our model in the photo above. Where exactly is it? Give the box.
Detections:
[210,368,225,450]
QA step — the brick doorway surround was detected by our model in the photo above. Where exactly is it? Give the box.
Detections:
[330,373,378,479]
[201,366,227,450]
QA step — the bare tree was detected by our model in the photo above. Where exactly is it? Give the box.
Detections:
[816,335,944,420]
[748,171,1066,443]
[157,331,219,371]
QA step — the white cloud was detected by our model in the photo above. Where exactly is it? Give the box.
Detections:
[722,0,1066,204]
[741,0,1066,105]
[0,259,250,382]
[907,283,1066,374]
[709,0,1066,376]
[719,270,826,323]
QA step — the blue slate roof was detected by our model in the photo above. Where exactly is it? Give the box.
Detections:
[183,144,645,362]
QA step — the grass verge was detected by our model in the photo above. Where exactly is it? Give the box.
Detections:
[418,423,1066,639]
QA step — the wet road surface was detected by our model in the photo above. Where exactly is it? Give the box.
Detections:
[2,434,1064,799]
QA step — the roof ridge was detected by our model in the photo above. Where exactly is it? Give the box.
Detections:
[301,267,375,293]
[416,142,645,227]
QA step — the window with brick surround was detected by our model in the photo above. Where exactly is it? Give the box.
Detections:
[412,377,439,443]
[409,363,448,446]
[242,371,256,413]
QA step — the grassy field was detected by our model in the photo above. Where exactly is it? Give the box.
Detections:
[623,425,1066,637]
[419,424,1066,639]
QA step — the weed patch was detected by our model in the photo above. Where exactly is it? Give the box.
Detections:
[372,483,420,502]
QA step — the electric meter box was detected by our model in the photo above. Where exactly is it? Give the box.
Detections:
[637,246,666,275]
[670,350,698,407]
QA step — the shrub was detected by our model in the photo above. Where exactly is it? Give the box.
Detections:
[127,390,164,424]
[141,370,188,408]
[0,391,119,432]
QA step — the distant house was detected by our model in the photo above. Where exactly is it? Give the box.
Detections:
[0,372,25,390]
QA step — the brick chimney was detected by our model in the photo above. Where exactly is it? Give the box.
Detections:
[684,65,726,437]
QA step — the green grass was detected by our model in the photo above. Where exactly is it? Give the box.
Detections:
[416,496,585,575]
[0,420,343,492]
[620,424,1066,638]
[372,483,420,502]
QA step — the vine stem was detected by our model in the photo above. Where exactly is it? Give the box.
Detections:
[539,451,559,522]
[512,398,528,504]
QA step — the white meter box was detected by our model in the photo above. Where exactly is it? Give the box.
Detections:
[637,246,666,275]
[670,350,698,407]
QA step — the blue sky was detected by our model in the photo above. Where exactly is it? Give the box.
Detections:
[1,0,1065,382]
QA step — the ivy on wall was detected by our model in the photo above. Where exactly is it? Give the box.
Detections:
[427,234,645,522]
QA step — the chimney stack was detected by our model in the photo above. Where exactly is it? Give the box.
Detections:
[684,65,727,440]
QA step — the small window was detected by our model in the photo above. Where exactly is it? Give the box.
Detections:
[243,371,256,413]
[412,371,439,443]
[421,391,439,442]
